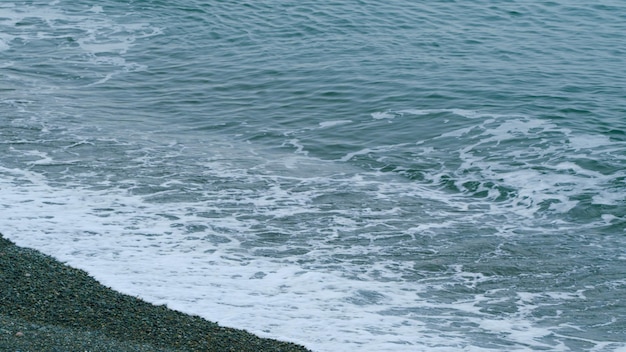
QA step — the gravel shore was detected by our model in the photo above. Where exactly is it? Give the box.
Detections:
[0,234,312,352]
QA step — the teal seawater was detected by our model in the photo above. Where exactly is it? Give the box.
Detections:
[1,1,625,351]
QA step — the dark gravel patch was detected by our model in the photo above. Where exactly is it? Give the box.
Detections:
[0,234,312,352]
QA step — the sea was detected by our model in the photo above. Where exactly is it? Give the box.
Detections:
[1,1,625,351]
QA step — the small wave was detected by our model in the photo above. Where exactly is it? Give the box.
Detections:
[363,109,625,224]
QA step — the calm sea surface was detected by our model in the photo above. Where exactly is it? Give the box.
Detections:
[2,1,625,351]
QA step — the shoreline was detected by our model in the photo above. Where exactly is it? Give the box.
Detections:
[0,234,312,351]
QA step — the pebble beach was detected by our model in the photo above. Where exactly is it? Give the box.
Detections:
[0,234,311,352]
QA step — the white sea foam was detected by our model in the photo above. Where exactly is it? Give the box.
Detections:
[371,111,395,119]
[398,108,486,119]
[318,120,352,128]
[0,170,443,350]
[372,109,626,222]
[2,129,623,351]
